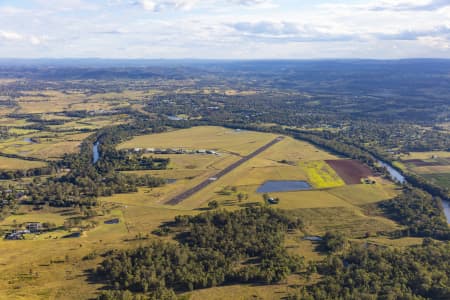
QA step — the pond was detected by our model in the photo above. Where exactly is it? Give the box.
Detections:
[23,137,36,143]
[167,115,184,121]
[93,142,100,164]
[257,180,312,193]
[442,199,450,224]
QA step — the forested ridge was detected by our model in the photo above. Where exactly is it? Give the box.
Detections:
[295,240,450,300]
[95,207,304,299]
[380,188,450,240]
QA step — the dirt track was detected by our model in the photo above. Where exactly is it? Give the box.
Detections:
[165,136,284,205]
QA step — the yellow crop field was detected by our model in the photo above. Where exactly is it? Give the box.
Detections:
[301,160,345,188]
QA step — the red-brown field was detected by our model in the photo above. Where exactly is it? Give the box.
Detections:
[325,159,374,184]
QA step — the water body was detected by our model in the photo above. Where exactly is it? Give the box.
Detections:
[257,180,312,193]
[92,142,100,164]
[378,159,450,223]
[442,200,450,224]
[23,137,35,143]
[377,160,405,183]
[167,115,183,121]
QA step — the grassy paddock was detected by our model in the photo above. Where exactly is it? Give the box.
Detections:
[0,156,46,170]
[118,126,277,156]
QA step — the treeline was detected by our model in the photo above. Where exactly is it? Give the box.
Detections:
[379,188,450,240]
[95,207,304,299]
[0,166,55,180]
[293,240,450,300]
[328,121,449,153]
[95,149,169,172]
[0,127,10,140]
[23,173,165,207]
[404,172,449,200]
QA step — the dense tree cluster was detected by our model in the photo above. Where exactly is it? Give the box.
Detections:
[295,241,450,300]
[96,149,169,172]
[321,231,347,252]
[0,166,55,180]
[320,121,449,153]
[95,207,304,298]
[380,188,450,240]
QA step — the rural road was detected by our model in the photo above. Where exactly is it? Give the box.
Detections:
[165,136,285,205]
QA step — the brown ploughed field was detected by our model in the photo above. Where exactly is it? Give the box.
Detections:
[325,159,374,184]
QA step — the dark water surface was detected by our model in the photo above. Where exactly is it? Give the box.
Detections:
[93,142,100,164]
[257,180,312,193]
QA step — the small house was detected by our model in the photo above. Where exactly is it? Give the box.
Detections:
[267,197,279,204]
[27,222,42,233]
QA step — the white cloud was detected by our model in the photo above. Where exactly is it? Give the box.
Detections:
[0,0,449,58]
[371,0,450,11]
[30,36,42,45]
[0,31,23,41]
[418,36,450,49]
[134,0,274,11]
[227,0,274,7]
[135,0,199,11]
[0,30,47,46]
[33,0,100,11]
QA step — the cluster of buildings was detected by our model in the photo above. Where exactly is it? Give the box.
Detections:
[4,222,42,240]
[129,148,218,155]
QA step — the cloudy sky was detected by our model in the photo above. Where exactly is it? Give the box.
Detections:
[0,0,449,58]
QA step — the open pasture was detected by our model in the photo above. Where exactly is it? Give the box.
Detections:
[403,159,444,167]
[15,90,140,114]
[49,114,129,131]
[422,173,450,189]
[399,151,450,160]
[118,126,278,156]
[397,151,450,182]
[290,206,401,237]
[0,131,90,160]
[326,159,374,184]
[0,207,134,300]
[0,156,46,170]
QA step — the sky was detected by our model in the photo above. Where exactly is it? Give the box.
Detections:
[0,0,449,59]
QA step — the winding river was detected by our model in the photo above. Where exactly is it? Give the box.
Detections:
[378,159,450,223]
